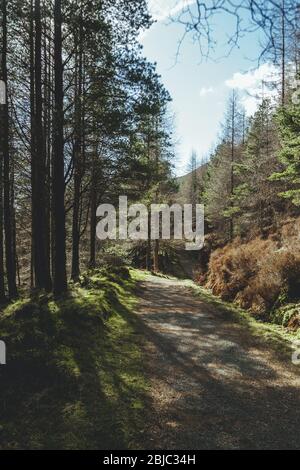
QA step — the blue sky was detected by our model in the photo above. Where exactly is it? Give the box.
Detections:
[140,1,277,175]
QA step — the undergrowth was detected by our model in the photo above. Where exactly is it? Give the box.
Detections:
[202,218,300,329]
[0,267,148,450]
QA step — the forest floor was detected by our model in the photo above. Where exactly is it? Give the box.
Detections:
[134,273,300,450]
[0,268,148,450]
[1,269,300,449]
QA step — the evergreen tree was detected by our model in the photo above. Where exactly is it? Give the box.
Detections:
[233,99,281,232]
[271,93,300,206]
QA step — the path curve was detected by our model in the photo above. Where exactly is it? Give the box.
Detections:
[135,275,300,450]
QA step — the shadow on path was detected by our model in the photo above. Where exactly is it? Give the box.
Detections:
[134,276,300,450]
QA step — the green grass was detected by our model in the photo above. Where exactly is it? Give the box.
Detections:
[130,268,177,281]
[2,267,297,449]
[0,267,148,450]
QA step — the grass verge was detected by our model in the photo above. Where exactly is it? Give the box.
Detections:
[0,267,148,450]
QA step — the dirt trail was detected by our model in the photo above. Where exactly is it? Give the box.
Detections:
[135,275,300,450]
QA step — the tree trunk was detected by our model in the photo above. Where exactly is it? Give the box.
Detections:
[153,240,159,272]
[43,11,52,285]
[0,103,5,301]
[281,0,286,106]
[32,0,52,291]
[230,91,236,242]
[29,0,35,289]
[1,0,17,299]
[0,9,5,299]
[89,150,97,269]
[146,213,152,271]
[52,0,67,295]
[71,21,83,281]
[153,118,160,273]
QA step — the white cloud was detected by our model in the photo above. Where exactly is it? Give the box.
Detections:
[225,63,280,116]
[199,86,214,97]
[225,63,279,90]
[140,0,195,41]
[240,96,260,116]
[148,0,195,22]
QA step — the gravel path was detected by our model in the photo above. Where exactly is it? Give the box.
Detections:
[135,275,300,450]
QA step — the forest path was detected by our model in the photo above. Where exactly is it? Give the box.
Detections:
[135,274,300,450]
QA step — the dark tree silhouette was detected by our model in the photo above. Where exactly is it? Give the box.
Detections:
[52,0,67,295]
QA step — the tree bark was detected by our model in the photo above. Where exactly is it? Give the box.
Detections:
[71,19,83,281]
[281,0,286,106]
[230,91,236,242]
[146,214,152,271]
[43,10,52,286]
[0,101,5,301]
[89,149,97,269]
[31,0,52,291]
[52,0,67,295]
[153,240,159,272]
[1,0,17,299]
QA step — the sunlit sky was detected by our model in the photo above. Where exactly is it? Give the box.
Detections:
[140,0,276,175]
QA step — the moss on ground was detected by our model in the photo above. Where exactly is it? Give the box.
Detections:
[2,267,297,449]
[0,267,148,450]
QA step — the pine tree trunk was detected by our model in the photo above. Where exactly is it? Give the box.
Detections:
[29,0,35,288]
[52,0,67,295]
[1,0,17,299]
[0,11,5,300]
[230,91,236,242]
[89,150,97,269]
[146,214,152,271]
[153,240,159,272]
[281,0,286,106]
[71,22,83,281]
[0,108,5,301]
[32,0,52,291]
[43,12,52,284]
[153,118,160,273]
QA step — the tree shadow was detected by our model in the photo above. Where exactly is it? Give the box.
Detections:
[0,278,147,450]
[132,280,300,450]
